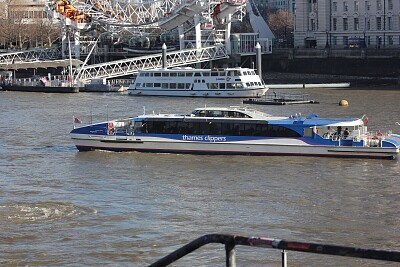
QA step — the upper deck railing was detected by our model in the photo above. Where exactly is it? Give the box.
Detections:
[148,233,400,267]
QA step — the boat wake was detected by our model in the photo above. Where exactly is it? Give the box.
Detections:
[0,202,97,223]
[32,145,77,152]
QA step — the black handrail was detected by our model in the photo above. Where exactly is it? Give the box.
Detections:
[148,234,400,267]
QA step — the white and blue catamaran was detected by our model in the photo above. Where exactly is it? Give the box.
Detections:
[70,106,400,159]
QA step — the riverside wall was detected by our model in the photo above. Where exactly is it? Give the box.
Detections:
[239,48,400,87]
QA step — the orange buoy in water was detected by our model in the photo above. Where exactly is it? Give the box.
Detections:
[339,99,349,106]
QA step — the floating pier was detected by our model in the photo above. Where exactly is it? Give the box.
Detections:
[243,92,319,105]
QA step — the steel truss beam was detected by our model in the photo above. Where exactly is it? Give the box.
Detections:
[75,45,228,81]
[0,47,62,64]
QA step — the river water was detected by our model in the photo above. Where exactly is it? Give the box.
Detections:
[1,87,400,266]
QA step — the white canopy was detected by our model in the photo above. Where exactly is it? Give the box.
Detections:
[0,59,83,70]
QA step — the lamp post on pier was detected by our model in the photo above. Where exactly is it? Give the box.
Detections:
[325,30,330,48]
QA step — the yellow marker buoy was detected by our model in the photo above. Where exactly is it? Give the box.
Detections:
[339,99,348,106]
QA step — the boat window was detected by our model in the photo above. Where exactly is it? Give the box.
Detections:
[154,73,161,77]
[145,83,153,87]
[202,80,206,83]
[162,83,168,88]
[197,110,206,116]
[251,70,256,75]
[227,83,235,89]
[219,83,226,89]
[194,72,201,77]
[154,83,161,87]
[219,71,225,76]
[136,83,141,87]
[203,72,210,76]
[178,72,185,77]
[234,70,241,76]
[186,73,193,77]
[228,71,234,76]
[141,119,301,137]
[236,83,244,88]
[133,121,143,133]
[162,72,169,77]
[208,83,218,89]
[170,83,177,89]
[178,83,185,89]
[185,83,191,89]
[170,72,177,77]
[211,71,219,76]
[207,110,224,117]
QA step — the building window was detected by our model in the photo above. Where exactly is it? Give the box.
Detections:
[367,36,370,46]
[365,1,370,11]
[377,0,382,10]
[343,36,348,46]
[367,18,371,30]
[333,36,337,45]
[354,18,359,30]
[388,36,393,45]
[377,36,382,48]
[354,1,359,11]
[377,17,382,30]
[333,18,337,31]
[310,19,316,31]
[343,1,348,11]
[343,18,348,30]
[388,17,392,30]
[333,2,337,12]
[388,0,393,10]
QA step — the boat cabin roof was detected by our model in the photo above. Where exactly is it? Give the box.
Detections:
[138,67,255,73]
[136,107,363,127]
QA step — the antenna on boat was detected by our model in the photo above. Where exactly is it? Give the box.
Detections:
[106,104,109,122]
[67,31,74,86]
[143,106,146,115]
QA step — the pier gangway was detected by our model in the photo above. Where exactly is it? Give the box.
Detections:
[0,47,62,65]
[148,233,400,267]
[74,45,229,82]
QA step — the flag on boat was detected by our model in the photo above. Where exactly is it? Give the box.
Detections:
[74,117,82,123]
[39,77,48,86]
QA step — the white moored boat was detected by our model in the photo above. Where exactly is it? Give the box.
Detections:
[70,107,400,159]
[127,67,268,97]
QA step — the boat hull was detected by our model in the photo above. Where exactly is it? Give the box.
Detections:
[1,84,79,93]
[128,88,268,98]
[71,135,399,159]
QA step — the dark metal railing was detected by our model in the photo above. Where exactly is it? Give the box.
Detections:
[148,234,400,267]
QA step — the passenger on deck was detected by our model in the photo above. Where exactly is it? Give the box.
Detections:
[332,126,342,140]
[337,126,342,137]
[343,128,350,139]
[323,126,333,138]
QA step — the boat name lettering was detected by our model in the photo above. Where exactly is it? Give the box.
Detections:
[216,78,225,81]
[182,135,227,142]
